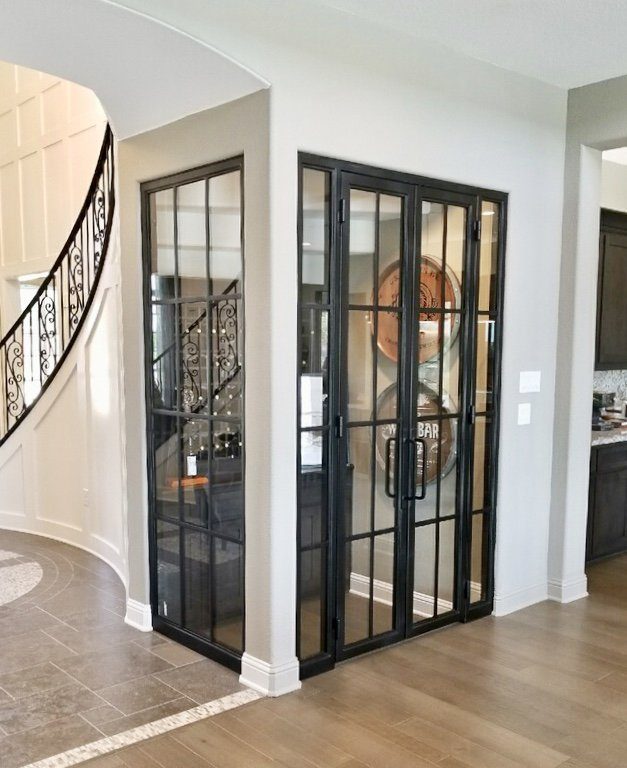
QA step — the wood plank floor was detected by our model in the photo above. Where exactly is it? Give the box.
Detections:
[85,555,627,768]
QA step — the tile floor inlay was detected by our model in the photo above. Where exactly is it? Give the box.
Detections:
[0,550,43,606]
[0,532,256,768]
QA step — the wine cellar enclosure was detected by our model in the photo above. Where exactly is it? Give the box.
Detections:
[142,157,245,672]
[296,155,506,677]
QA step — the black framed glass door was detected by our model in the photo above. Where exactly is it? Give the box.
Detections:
[297,154,506,677]
[142,157,245,672]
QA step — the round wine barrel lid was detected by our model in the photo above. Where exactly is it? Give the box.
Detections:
[375,382,457,486]
[374,255,461,364]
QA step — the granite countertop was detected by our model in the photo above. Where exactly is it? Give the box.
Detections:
[592,426,627,447]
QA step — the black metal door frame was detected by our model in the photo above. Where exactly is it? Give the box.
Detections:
[297,153,507,678]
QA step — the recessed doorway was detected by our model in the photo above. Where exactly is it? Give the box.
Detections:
[296,156,506,676]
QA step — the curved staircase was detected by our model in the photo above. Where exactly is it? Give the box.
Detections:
[0,125,115,445]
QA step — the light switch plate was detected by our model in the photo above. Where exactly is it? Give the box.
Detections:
[519,371,541,393]
[518,402,531,425]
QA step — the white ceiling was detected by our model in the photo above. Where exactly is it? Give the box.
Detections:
[313,0,627,89]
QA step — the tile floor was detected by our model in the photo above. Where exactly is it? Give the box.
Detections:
[0,531,246,768]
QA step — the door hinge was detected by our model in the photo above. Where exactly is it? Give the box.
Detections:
[472,219,482,241]
[332,616,341,640]
[339,198,347,225]
[335,414,344,438]
[467,405,476,425]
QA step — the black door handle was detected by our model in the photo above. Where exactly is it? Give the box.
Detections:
[384,436,396,498]
[406,437,427,500]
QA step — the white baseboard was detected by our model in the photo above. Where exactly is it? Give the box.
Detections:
[350,571,471,617]
[125,598,153,632]
[239,653,301,697]
[493,582,548,617]
[547,576,588,604]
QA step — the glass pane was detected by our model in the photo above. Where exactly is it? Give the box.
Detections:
[417,313,461,410]
[373,533,394,634]
[211,297,241,415]
[413,524,435,620]
[180,417,209,526]
[346,426,372,537]
[156,520,181,624]
[344,537,370,645]
[377,195,402,299]
[177,180,207,299]
[348,189,376,303]
[209,171,241,294]
[472,416,491,511]
[150,189,175,300]
[213,537,244,652]
[475,316,495,412]
[470,513,487,603]
[153,414,178,520]
[179,302,208,413]
[300,430,327,546]
[479,201,499,311]
[374,310,400,402]
[299,547,324,659]
[445,205,466,284]
[347,310,374,422]
[302,168,330,304]
[183,529,211,639]
[439,424,458,520]
[210,420,244,540]
[437,518,456,611]
[300,309,329,428]
[151,303,177,411]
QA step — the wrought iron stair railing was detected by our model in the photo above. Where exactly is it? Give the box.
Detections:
[0,125,115,446]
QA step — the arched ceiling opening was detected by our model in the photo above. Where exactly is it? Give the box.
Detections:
[0,0,268,139]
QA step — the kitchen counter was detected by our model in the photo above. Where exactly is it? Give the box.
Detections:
[592,426,627,447]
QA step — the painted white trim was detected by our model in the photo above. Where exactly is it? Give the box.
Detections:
[547,575,588,604]
[492,582,548,616]
[125,598,153,632]
[240,652,301,697]
[349,571,455,617]
[22,688,262,768]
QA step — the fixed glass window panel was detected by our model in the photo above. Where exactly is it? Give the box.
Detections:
[344,537,371,645]
[413,524,436,620]
[153,414,179,520]
[209,171,242,294]
[210,420,244,541]
[210,297,241,415]
[475,315,496,412]
[472,416,492,511]
[179,302,208,414]
[151,303,177,411]
[300,309,329,428]
[183,529,212,639]
[300,429,327,546]
[302,168,330,304]
[470,513,487,603]
[348,189,376,303]
[299,546,324,659]
[479,201,500,311]
[150,189,175,300]
[177,180,207,300]
[180,417,210,526]
[212,537,244,652]
[156,520,181,624]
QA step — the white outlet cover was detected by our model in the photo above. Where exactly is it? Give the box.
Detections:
[518,402,532,425]
[519,371,541,393]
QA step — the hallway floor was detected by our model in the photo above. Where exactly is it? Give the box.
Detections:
[81,553,627,768]
[0,532,249,768]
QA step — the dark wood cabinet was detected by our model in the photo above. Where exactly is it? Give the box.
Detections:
[596,209,627,370]
[587,443,627,561]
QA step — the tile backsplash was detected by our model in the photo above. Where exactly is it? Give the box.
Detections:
[594,369,627,401]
